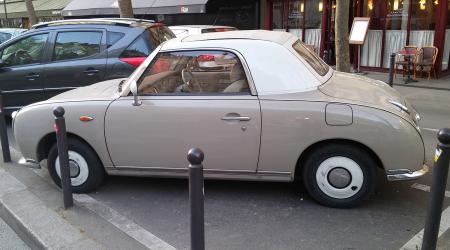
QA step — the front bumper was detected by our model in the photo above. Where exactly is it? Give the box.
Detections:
[386,164,429,181]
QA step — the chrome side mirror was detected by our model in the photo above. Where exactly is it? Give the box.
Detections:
[130,80,141,106]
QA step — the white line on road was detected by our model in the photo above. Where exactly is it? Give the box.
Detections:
[400,183,450,249]
[411,183,450,198]
[31,168,177,250]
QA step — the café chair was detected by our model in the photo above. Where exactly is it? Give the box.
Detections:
[394,45,418,78]
[415,46,438,80]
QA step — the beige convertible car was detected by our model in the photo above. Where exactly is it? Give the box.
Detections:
[13,30,427,208]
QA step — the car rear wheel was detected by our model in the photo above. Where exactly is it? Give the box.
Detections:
[47,138,105,193]
[302,144,377,208]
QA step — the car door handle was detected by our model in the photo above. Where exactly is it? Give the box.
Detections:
[221,116,251,121]
[24,73,40,80]
[83,69,99,75]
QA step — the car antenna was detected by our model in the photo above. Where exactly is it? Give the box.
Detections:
[139,0,157,22]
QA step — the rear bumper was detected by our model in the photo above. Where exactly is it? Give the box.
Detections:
[386,165,429,181]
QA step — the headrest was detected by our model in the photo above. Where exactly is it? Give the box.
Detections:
[230,64,245,82]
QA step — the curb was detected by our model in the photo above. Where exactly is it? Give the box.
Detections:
[0,168,104,249]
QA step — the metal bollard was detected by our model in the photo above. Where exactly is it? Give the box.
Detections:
[0,90,11,162]
[53,106,73,209]
[388,53,396,87]
[187,148,205,250]
[422,128,450,250]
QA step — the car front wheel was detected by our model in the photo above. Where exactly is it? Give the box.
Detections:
[302,144,377,208]
[47,138,105,193]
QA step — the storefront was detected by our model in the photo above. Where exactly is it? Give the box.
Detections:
[265,0,450,77]
[0,0,70,28]
[62,0,261,30]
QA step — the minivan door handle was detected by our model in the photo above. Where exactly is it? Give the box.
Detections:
[221,115,251,122]
[83,68,100,76]
[24,73,40,80]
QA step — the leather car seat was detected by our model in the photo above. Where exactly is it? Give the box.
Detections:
[223,64,249,93]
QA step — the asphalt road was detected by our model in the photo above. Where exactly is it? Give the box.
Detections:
[7,85,450,249]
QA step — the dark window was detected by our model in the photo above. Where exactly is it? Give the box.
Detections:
[146,25,176,47]
[0,33,48,67]
[121,34,150,58]
[137,50,250,95]
[0,32,12,44]
[107,31,125,48]
[53,31,102,61]
[292,40,329,76]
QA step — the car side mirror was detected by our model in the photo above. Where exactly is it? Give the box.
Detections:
[130,80,142,106]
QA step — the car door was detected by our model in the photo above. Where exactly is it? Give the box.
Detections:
[0,32,49,111]
[43,29,107,99]
[105,50,261,172]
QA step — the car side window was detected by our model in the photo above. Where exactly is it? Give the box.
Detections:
[137,50,251,95]
[120,34,150,58]
[0,32,12,44]
[0,33,48,67]
[52,31,102,62]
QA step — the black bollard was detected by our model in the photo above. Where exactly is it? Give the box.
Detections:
[187,148,205,250]
[0,90,10,162]
[53,106,73,209]
[422,128,450,250]
[388,53,396,87]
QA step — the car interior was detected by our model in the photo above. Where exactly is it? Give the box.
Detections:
[137,51,250,95]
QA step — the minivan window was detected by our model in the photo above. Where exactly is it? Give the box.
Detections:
[146,25,175,46]
[107,31,125,48]
[53,31,102,61]
[0,33,48,67]
[121,34,149,58]
[292,40,329,76]
[0,32,12,44]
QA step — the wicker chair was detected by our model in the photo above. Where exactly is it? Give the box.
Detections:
[394,45,418,78]
[415,46,438,80]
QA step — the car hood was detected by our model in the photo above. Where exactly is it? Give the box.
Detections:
[319,72,419,124]
[48,78,125,102]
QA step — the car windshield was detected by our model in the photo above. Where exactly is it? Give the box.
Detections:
[292,40,329,76]
[0,32,12,44]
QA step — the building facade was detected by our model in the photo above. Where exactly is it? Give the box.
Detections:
[264,0,450,77]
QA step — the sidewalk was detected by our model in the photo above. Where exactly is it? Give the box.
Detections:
[0,148,176,250]
[364,72,450,91]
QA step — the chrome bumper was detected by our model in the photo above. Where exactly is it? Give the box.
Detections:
[18,157,41,169]
[386,165,429,181]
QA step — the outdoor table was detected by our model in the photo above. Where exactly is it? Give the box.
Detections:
[397,50,418,84]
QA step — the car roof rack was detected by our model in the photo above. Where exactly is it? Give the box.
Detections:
[96,18,155,23]
[31,18,154,29]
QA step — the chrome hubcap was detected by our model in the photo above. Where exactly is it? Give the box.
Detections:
[55,151,89,187]
[327,167,352,189]
[69,160,80,178]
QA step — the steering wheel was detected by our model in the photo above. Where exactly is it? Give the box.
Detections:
[14,50,33,65]
[181,69,203,93]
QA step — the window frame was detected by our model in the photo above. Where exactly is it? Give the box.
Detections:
[134,48,258,97]
[50,29,106,63]
[0,32,50,68]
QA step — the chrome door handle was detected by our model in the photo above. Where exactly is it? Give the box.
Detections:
[25,73,40,80]
[221,116,251,121]
[83,69,99,75]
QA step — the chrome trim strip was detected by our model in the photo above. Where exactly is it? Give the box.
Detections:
[386,165,429,181]
[45,87,77,91]
[1,87,77,94]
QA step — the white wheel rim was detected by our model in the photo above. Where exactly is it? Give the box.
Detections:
[315,156,364,199]
[55,151,89,187]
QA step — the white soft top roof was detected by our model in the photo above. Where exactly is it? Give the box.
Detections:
[181,30,293,44]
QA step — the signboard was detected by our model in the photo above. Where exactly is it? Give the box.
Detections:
[349,17,370,45]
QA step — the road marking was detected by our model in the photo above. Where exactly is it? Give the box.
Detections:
[31,169,177,250]
[422,128,440,133]
[401,183,450,249]
[400,206,450,249]
[411,183,450,198]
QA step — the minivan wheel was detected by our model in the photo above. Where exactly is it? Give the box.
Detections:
[302,144,376,208]
[47,138,105,193]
